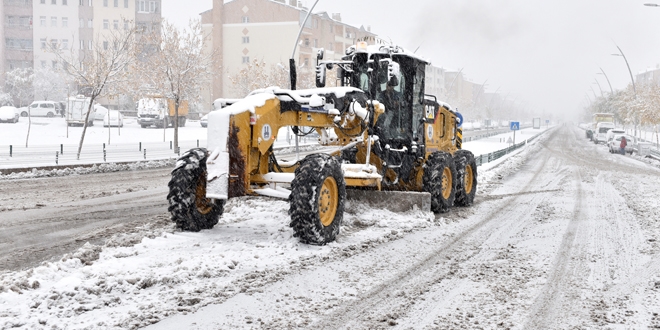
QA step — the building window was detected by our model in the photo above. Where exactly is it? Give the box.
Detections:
[312,19,318,29]
[242,36,249,44]
[242,56,249,64]
[41,0,45,3]
[113,0,117,6]
[88,40,92,50]
[124,21,128,29]
[88,0,92,6]
[40,16,46,26]
[80,39,84,49]
[303,38,309,47]
[51,0,56,4]
[50,39,58,49]
[62,39,68,49]
[124,0,128,7]
[304,58,309,66]
[103,41,108,50]
[88,19,92,28]
[113,20,118,29]
[40,38,46,49]
[79,18,84,27]
[79,0,83,5]
[51,16,57,26]
[328,42,333,51]
[137,0,146,12]
[242,16,249,23]
[103,19,108,29]
[329,24,333,33]
[103,0,107,6]
[62,17,68,27]
[313,39,318,48]
[63,0,67,4]
[149,1,157,12]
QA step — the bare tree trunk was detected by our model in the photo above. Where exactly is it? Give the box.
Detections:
[77,98,95,160]
[25,111,31,148]
[174,98,179,153]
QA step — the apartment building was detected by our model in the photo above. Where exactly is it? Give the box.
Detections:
[1,0,34,80]
[2,0,161,105]
[425,64,446,100]
[201,0,376,102]
[636,66,660,87]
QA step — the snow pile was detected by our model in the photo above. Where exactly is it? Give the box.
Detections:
[0,160,174,180]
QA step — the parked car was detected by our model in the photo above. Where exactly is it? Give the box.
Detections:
[103,110,124,127]
[0,106,19,123]
[605,128,625,144]
[93,104,109,121]
[23,101,59,117]
[200,114,208,127]
[607,134,636,154]
[593,122,615,144]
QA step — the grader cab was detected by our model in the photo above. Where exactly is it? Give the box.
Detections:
[167,43,477,245]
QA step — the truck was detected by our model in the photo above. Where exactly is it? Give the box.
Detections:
[586,113,614,140]
[66,95,95,127]
[167,42,478,245]
[137,97,188,128]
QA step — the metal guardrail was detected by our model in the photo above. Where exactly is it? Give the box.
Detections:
[474,129,547,167]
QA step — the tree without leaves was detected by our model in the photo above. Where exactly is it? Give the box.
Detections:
[49,22,138,160]
[137,19,214,152]
[6,67,35,147]
[33,67,68,101]
[228,60,316,98]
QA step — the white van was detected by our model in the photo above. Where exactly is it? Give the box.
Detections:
[593,122,615,144]
[23,101,60,117]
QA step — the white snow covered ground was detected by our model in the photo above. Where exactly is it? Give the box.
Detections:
[0,120,558,329]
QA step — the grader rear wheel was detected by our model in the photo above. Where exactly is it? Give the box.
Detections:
[167,148,225,231]
[454,149,478,206]
[289,154,346,245]
[423,151,457,213]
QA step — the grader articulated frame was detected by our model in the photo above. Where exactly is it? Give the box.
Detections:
[167,43,477,245]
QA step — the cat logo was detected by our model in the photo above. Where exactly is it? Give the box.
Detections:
[425,104,435,120]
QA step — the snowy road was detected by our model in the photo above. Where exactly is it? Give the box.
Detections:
[150,124,660,329]
[2,124,660,329]
[0,168,171,272]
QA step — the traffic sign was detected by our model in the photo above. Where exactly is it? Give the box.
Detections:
[510,121,520,131]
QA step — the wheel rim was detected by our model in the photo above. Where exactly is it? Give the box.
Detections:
[464,164,474,194]
[195,171,215,215]
[319,176,338,227]
[441,166,452,200]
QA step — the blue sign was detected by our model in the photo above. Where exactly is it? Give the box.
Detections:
[510,121,520,131]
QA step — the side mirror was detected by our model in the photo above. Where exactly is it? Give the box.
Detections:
[315,64,326,88]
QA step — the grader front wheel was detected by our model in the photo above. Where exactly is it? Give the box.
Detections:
[289,154,346,245]
[167,148,225,231]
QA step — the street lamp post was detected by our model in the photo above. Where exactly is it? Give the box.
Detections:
[593,80,604,97]
[612,45,638,136]
[598,67,614,94]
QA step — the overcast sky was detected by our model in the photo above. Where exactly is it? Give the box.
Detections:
[163,0,660,121]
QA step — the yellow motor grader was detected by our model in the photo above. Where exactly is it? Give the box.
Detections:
[167,42,477,245]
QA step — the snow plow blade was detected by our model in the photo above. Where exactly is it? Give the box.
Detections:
[345,190,431,213]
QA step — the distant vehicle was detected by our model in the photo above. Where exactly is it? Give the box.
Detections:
[137,97,188,128]
[66,95,95,126]
[473,121,482,130]
[24,101,59,117]
[0,106,19,123]
[200,113,208,127]
[462,122,473,131]
[593,122,615,144]
[607,134,635,154]
[500,120,509,127]
[605,128,625,144]
[103,110,124,127]
[94,104,109,121]
[587,113,615,141]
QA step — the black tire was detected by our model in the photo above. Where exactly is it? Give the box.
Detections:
[289,154,346,245]
[20,111,28,117]
[454,150,477,207]
[167,148,225,231]
[47,112,54,118]
[423,151,457,213]
[141,125,148,128]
